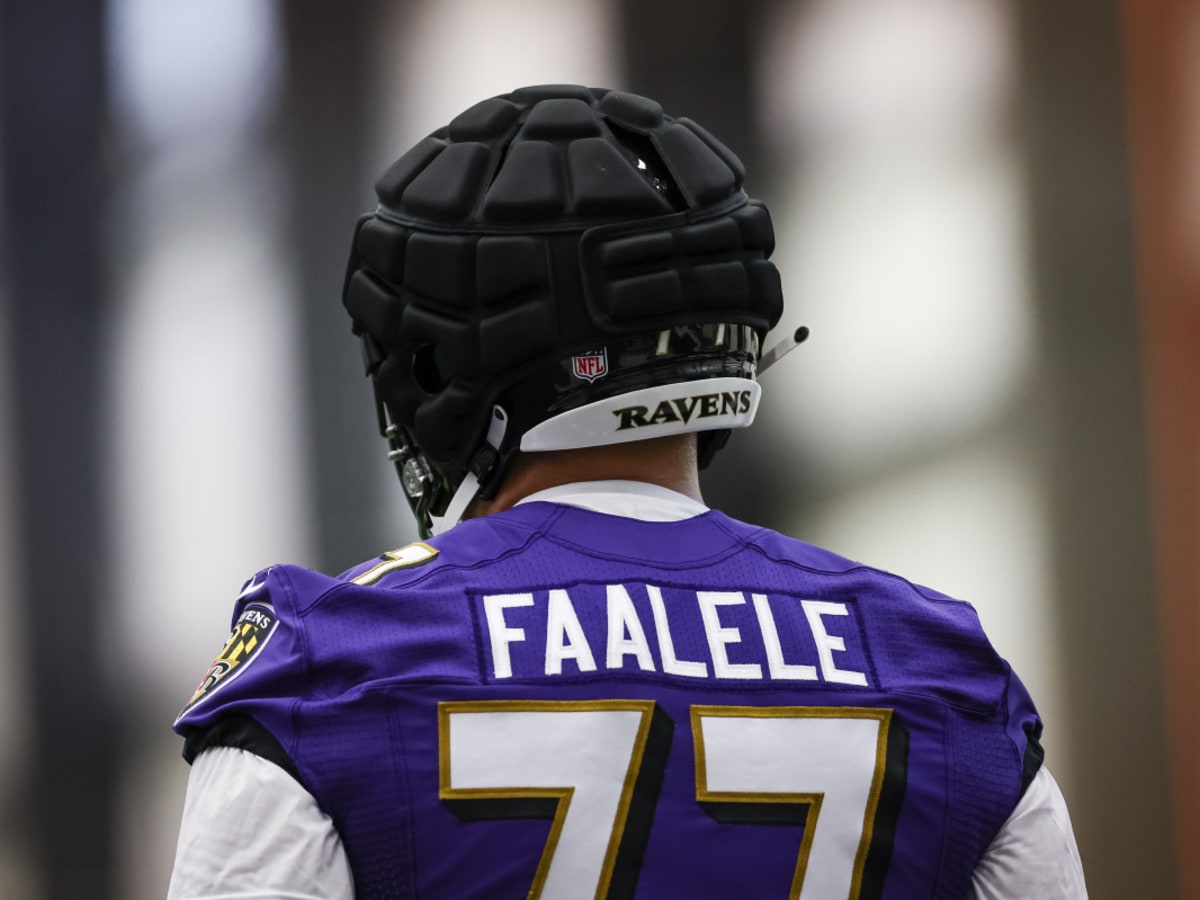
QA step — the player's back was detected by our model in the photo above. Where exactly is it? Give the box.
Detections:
[176,498,1040,900]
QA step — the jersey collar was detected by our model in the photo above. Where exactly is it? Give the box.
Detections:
[515,480,708,522]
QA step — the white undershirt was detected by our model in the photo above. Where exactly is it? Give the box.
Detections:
[169,481,1087,899]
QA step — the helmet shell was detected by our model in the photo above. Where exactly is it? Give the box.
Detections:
[342,85,783,527]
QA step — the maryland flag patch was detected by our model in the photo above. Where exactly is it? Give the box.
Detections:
[179,603,278,717]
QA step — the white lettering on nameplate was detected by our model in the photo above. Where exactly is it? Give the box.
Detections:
[477,584,870,686]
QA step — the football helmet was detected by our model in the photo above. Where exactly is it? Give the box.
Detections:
[342,84,792,537]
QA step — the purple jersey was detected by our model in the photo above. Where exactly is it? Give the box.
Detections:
[175,501,1042,900]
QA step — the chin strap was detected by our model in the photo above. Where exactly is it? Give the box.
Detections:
[429,406,510,536]
[758,325,810,375]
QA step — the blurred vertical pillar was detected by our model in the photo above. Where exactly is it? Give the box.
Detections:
[616,0,769,189]
[1016,1,1174,897]
[1121,0,1200,897]
[616,0,796,523]
[281,0,387,572]
[0,1,117,898]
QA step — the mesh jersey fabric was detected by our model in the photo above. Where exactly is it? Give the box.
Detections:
[175,501,1041,900]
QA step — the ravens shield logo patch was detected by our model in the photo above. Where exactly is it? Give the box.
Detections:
[178,603,278,718]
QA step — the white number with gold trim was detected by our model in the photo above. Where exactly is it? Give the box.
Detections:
[693,706,892,900]
[439,701,893,900]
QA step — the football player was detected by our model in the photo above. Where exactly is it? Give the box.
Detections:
[169,85,1086,899]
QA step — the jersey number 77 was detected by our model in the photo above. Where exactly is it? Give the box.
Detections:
[439,700,901,899]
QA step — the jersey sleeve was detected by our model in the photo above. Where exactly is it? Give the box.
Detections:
[1007,665,1045,795]
[878,577,1045,783]
[173,565,328,774]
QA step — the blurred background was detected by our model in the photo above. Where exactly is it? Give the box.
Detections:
[0,0,1195,897]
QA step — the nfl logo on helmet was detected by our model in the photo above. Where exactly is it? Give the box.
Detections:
[572,349,608,383]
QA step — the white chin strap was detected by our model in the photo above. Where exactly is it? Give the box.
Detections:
[429,406,509,536]
[758,325,809,375]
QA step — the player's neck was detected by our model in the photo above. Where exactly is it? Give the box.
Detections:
[467,435,702,519]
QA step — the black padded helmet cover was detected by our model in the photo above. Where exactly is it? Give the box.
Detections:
[342,85,784,529]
